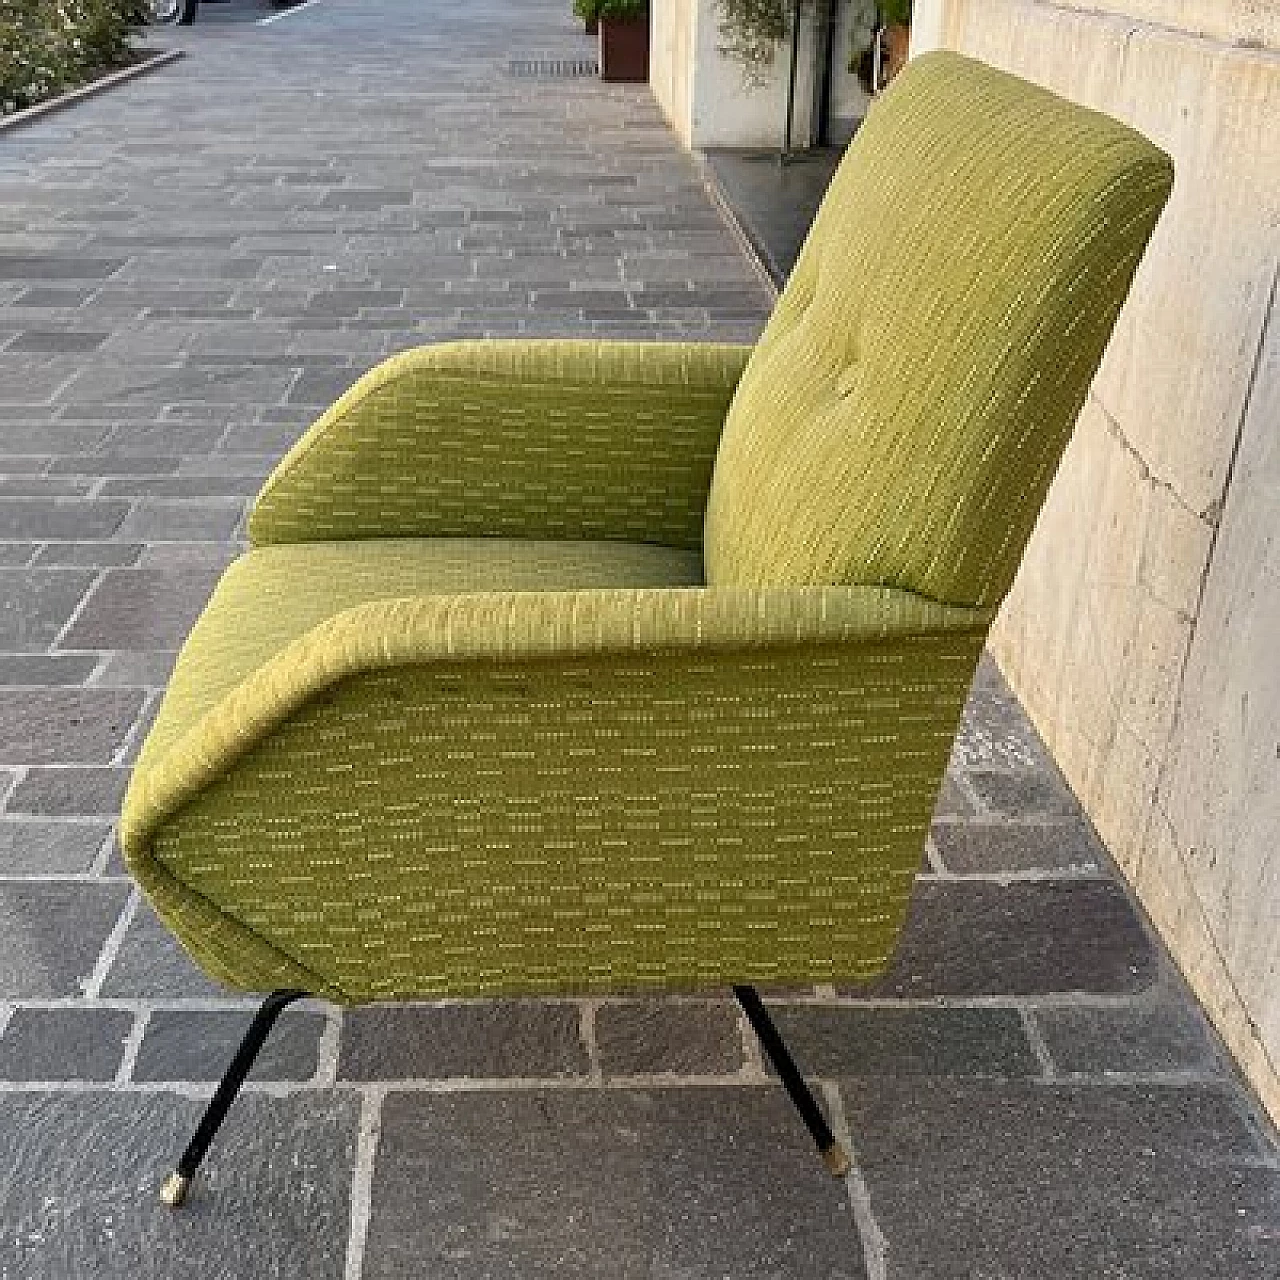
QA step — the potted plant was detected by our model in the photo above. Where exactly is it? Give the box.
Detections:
[597,0,648,83]
[573,0,601,36]
[877,0,912,88]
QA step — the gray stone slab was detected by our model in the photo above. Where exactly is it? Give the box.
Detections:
[93,650,177,688]
[932,819,1106,874]
[363,1088,866,1280]
[969,768,1080,817]
[0,475,94,497]
[7,331,108,353]
[132,1009,325,1083]
[596,999,745,1077]
[0,688,144,765]
[0,881,129,996]
[304,288,404,314]
[0,654,98,685]
[339,1001,589,1081]
[0,498,129,540]
[61,361,294,409]
[1,424,110,455]
[108,253,264,282]
[115,498,243,542]
[952,654,1052,771]
[931,773,974,818]
[0,819,109,874]
[845,880,1155,997]
[1035,996,1223,1075]
[101,422,228,455]
[0,455,50,473]
[0,1006,132,1081]
[99,475,261,498]
[840,1079,1280,1279]
[0,256,125,280]
[764,1004,1037,1077]
[0,568,96,651]
[0,543,35,566]
[0,363,75,405]
[135,541,240,570]
[12,287,96,307]
[46,455,180,476]
[0,1092,357,1279]
[99,901,240,1000]
[287,366,365,406]
[5,767,129,816]
[60,567,222,650]
[31,541,144,566]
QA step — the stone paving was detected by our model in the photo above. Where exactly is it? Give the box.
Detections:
[0,1,1278,1276]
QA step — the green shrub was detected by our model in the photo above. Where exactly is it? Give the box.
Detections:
[572,0,602,21]
[596,0,646,19]
[1,0,147,117]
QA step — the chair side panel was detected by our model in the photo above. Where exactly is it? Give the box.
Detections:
[141,634,984,1001]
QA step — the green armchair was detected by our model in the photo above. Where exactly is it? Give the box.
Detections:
[122,51,1172,1207]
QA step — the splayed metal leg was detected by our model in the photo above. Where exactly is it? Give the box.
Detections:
[733,984,851,1178]
[160,989,307,1207]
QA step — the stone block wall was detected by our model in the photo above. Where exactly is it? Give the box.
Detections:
[912,0,1279,1123]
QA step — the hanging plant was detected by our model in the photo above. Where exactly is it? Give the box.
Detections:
[714,0,795,83]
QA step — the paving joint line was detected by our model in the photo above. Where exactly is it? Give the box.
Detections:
[87,826,119,878]
[579,998,603,1085]
[343,1085,381,1280]
[1017,1006,1058,1078]
[81,884,139,1000]
[110,689,160,767]
[298,995,340,1080]
[114,1005,150,1084]
[820,1080,888,1280]
[47,566,108,652]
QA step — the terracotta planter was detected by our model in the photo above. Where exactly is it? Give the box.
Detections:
[882,22,910,86]
[599,17,648,83]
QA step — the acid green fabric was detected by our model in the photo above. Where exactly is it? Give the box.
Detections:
[123,575,988,1000]
[121,50,1173,1001]
[249,339,753,551]
[703,51,1174,607]
[132,538,704,778]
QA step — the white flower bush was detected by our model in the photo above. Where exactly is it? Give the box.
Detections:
[1,0,147,115]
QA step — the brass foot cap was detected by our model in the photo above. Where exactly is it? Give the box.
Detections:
[159,1172,191,1208]
[821,1142,852,1179]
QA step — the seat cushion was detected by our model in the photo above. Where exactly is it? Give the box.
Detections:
[137,537,703,774]
[702,51,1172,607]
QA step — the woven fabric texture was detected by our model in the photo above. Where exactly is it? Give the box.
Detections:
[131,538,704,774]
[123,571,988,999]
[703,50,1174,607]
[249,339,752,550]
[121,51,1173,1001]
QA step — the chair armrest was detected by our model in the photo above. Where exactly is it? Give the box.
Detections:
[124,584,990,858]
[248,339,754,549]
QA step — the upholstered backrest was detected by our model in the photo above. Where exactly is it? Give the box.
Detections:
[703,51,1172,608]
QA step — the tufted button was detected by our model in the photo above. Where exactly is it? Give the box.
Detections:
[836,365,859,399]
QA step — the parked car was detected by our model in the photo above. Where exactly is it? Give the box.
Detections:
[148,0,198,21]
[147,0,298,23]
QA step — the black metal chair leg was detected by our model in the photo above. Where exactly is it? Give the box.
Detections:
[160,989,307,1207]
[733,985,851,1178]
